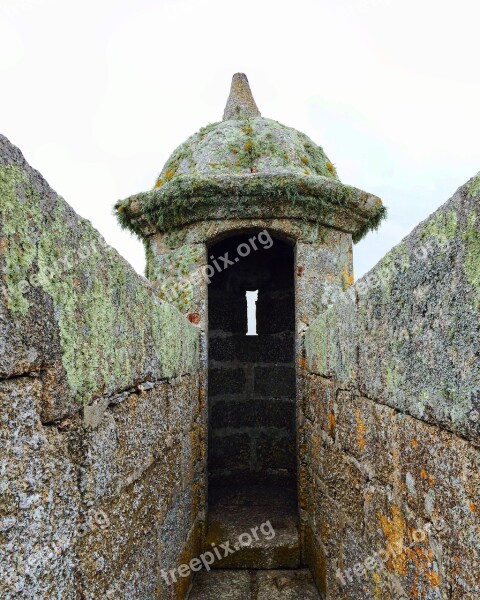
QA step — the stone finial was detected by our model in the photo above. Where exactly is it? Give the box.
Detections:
[223,73,261,120]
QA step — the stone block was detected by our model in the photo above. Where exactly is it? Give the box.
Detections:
[396,412,479,546]
[318,443,365,528]
[336,394,398,485]
[304,374,337,437]
[0,377,81,599]
[256,431,296,472]
[211,398,295,430]
[209,368,246,396]
[254,366,295,397]
[209,433,251,472]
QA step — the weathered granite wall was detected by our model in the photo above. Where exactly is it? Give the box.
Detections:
[300,175,480,599]
[0,134,206,599]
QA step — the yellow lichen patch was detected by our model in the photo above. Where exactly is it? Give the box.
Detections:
[326,161,336,175]
[364,487,375,503]
[342,263,354,287]
[411,438,419,448]
[372,571,383,599]
[329,411,336,437]
[154,177,164,188]
[378,505,407,576]
[405,542,441,591]
[245,140,253,152]
[355,408,367,451]
[319,517,329,539]
[310,430,322,464]
[470,501,476,513]
[417,471,436,486]
[301,156,309,165]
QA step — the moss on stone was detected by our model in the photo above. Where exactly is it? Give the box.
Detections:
[467,171,480,198]
[1,161,199,404]
[0,165,42,314]
[116,115,385,243]
[116,173,386,244]
[152,117,339,187]
[420,209,458,245]
[146,244,204,313]
[464,213,480,303]
[305,297,356,383]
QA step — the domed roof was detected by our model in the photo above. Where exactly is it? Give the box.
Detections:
[116,74,385,241]
[153,116,338,189]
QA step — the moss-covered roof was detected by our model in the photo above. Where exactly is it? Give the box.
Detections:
[116,73,386,241]
[151,116,339,188]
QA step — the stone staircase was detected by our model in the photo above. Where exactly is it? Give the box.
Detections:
[205,484,300,569]
[187,485,321,599]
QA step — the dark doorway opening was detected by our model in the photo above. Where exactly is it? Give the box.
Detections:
[207,231,299,568]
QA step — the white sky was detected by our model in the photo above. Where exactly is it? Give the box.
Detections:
[1,0,478,279]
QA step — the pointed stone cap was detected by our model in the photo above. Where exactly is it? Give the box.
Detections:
[223,73,261,120]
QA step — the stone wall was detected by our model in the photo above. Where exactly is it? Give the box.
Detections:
[0,134,206,599]
[300,175,480,599]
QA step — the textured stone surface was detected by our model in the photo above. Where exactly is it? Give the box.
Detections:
[0,134,200,421]
[188,569,321,599]
[0,377,81,599]
[223,73,261,121]
[356,179,480,441]
[301,177,480,599]
[0,134,206,599]
[206,486,300,569]
[306,176,480,442]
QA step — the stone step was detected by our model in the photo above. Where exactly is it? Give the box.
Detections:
[205,485,300,569]
[187,569,322,600]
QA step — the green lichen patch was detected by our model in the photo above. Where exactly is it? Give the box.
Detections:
[0,160,199,405]
[305,296,356,383]
[147,244,204,313]
[464,213,480,303]
[35,210,200,402]
[0,165,42,314]
[467,171,480,198]
[152,117,339,187]
[420,208,458,246]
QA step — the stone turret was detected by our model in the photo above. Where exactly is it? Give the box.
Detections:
[115,73,385,330]
[114,81,387,580]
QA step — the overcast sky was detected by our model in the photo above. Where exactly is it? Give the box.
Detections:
[1,0,478,279]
